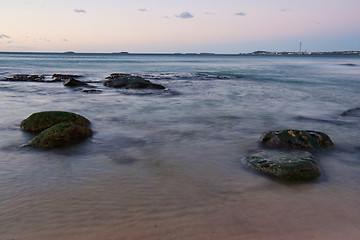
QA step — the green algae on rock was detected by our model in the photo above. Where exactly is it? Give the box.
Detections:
[25,122,93,148]
[243,149,321,181]
[20,111,90,132]
[260,130,334,150]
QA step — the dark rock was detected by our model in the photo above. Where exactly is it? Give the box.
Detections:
[260,130,334,150]
[20,111,90,132]
[52,74,82,82]
[341,63,357,67]
[63,78,88,87]
[82,89,102,93]
[25,122,92,148]
[105,73,131,80]
[243,149,321,181]
[341,107,360,117]
[104,73,165,90]
[3,74,45,82]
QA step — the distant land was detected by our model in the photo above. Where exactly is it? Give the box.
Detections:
[241,50,360,56]
[111,51,360,56]
[0,50,359,56]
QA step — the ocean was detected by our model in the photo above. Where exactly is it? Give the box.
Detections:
[1,53,360,239]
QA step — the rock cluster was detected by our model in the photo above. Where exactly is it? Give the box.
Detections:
[4,74,46,82]
[1,74,86,83]
[1,73,166,93]
[243,129,334,181]
[20,111,92,148]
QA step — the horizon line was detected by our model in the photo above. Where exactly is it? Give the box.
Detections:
[1,50,360,55]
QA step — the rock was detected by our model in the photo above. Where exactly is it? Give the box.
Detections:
[20,111,90,132]
[63,78,88,87]
[25,122,92,148]
[52,74,82,82]
[243,149,321,181]
[105,73,131,79]
[341,107,360,117]
[104,73,165,90]
[3,74,45,82]
[82,89,102,93]
[260,130,334,150]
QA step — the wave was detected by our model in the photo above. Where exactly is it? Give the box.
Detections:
[141,72,231,81]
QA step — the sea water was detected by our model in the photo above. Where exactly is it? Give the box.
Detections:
[0,53,360,239]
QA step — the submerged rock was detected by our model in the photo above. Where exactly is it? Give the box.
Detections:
[260,130,334,150]
[3,74,45,82]
[82,89,102,93]
[341,107,360,117]
[25,122,92,148]
[20,111,90,132]
[63,78,88,87]
[104,73,165,89]
[243,149,321,181]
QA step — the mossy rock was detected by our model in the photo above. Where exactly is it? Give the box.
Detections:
[25,122,93,148]
[20,111,90,132]
[243,149,321,181]
[260,130,334,150]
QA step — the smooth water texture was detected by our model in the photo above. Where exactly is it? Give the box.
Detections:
[1,53,360,239]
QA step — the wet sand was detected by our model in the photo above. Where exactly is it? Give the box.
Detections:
[3,153,360,240]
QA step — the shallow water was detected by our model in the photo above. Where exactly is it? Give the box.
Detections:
[1,53,360,239]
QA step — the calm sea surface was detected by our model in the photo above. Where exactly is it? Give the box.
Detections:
[1,53,360,239]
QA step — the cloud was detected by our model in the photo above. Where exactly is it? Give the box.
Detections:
[138,8,147,12]
[63,38,68,42]
[235,12,246,16]
[176,12,194,19]
[205,12,216,15]
[74,9,86,13]
[281,8,292,12]
[0,34,11,39]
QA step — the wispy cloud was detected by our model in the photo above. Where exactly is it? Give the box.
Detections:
[138,8,147,12]
[63,38,68,42]
[0,34,11,39]
[176,12,194,19]
[281,8,292,12]
[74,9,86,13]
[235,12,246,16]
[205,12,216,15]
[35,38,51,42]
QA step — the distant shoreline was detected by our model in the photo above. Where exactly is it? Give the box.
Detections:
[0,51,359,56]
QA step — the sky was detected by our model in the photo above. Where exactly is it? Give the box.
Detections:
[1,0,360,53]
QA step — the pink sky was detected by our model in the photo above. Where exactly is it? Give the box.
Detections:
[1,0,359,53]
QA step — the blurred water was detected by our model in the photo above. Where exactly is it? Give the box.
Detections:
[1,53,360,239]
